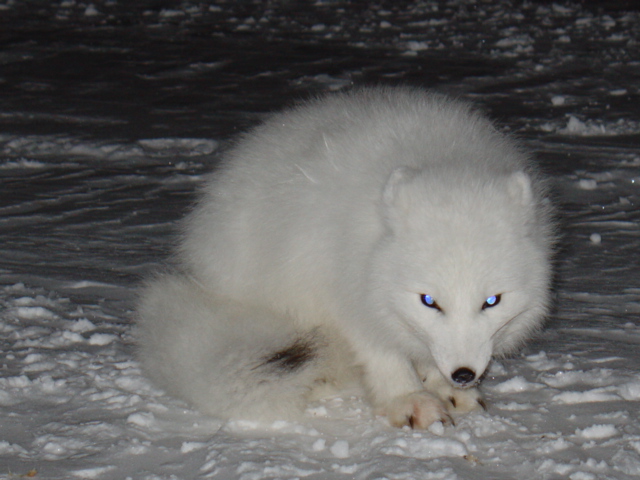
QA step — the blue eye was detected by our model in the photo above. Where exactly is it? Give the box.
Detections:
[420,294,442,311]
[482,294,501,310]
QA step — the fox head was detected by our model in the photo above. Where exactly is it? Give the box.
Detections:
[368,166,554,387]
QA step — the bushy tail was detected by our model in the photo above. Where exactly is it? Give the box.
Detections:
[137,274,334,422]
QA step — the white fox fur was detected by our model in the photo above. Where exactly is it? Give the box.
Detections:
[138,87,554,428]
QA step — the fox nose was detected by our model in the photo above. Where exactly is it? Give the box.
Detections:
[451,367,476,385]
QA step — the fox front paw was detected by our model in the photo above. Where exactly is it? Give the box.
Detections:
[444,387,487,415]
[383,391,453,429]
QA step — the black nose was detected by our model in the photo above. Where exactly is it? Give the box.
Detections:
[452,367,476,385]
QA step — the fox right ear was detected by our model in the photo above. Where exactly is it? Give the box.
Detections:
[382,167,418,228]
[383,166,415,209]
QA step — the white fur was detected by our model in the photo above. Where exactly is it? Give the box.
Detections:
[137,87,554,428]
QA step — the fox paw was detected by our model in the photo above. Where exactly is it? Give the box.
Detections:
[421,371,486,415]
[383,391,453,429]
[444,387,487,414]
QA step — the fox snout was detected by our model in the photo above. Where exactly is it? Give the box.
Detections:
[451,367,477,386]
[448,363,491,389]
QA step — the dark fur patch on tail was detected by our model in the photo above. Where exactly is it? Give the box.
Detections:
[255,337,317,374]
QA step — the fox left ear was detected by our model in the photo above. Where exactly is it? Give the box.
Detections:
[507,171,533,206]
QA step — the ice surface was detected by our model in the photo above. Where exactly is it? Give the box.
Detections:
[1,1,640,479]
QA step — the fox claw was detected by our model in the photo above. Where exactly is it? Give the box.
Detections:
[408,412,453,429]
[385,391,449,429]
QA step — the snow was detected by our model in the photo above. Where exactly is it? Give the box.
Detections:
[1,0,640,479]
[330,440,351,459]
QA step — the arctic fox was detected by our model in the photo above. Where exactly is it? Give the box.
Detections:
[138,87,554,429]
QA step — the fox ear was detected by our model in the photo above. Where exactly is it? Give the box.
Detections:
[383,166,416,209]
[507,171,533,206]
[382,167,418,229]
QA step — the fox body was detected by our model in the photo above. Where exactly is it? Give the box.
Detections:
[138,87,554,428]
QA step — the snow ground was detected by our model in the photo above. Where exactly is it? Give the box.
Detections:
[1,1,640,479]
